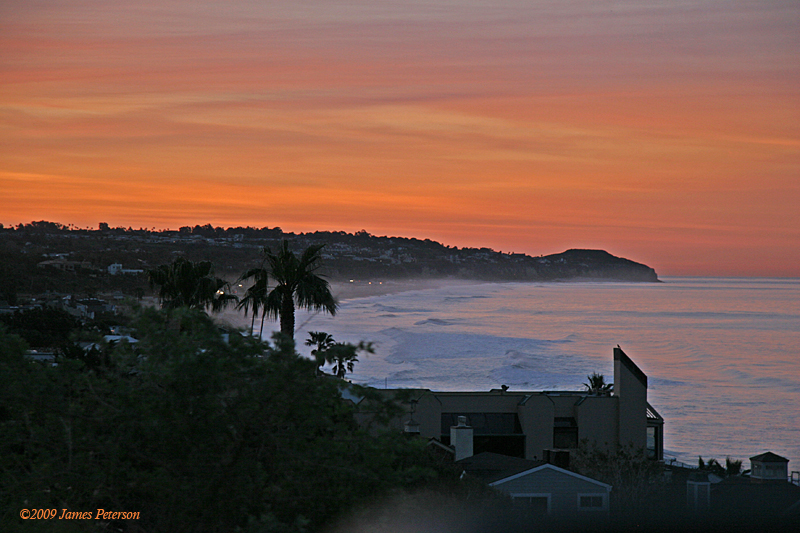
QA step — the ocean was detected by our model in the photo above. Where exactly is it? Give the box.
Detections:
[266,277,799,471]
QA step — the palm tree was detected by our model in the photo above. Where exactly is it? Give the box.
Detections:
[725,456,742,476]
[306,330,335,374]
[583,372,613,395]
[147,257,236,312]
[236,261,269,336]
[263,240,338,339]
[305,331,373,379]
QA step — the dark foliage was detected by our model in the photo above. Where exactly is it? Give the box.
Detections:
[147,257,236,312]
[0,307,82,348]
[0,310,461,532]
[306,331,374,378]
[571,440,664,511]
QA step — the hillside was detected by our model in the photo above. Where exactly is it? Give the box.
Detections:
[0,222,658,304]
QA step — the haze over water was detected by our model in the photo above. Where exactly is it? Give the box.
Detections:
[287,277,800,470]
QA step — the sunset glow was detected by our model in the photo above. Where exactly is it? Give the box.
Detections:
[2,0,798,276]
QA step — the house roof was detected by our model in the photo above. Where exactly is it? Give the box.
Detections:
[712,477,800,516]
[456,452,611,490]
[490,462,613,491]
[615,346,647,387]
[647,403,664,421]
[456,452,545,484]
[750,452,789,463]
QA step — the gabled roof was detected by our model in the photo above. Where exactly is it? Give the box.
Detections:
[456,452,611,490]
[456,452,545,484]
[750,452,789,463]
[490,462,612,491]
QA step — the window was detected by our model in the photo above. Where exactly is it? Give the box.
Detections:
[647,425,662,460]
[441,413,526,457]
[577,493,608,511]
[580,496,603,508]
[441,413,522,435]
[553,417,578,449]
[511,494,550,514]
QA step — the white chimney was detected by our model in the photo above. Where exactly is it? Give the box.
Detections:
[451,416,473,461]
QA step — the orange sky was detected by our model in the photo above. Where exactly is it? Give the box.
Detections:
[1,1,798,276]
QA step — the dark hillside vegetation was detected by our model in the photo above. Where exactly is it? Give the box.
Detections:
[0,311,474,532]
[0,222,658,305]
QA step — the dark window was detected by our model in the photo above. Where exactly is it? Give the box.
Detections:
[579,495,604,509]
[647,426,656,459]
[553,417,578,449]
[441,413,525,457]
[441,434,525,458]
[514,496,549,514]
[441,413,522,435]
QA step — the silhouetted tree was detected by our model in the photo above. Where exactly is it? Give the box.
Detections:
[263,241,338,338]
[698,456,738,477]
[306,331,373,378]
[147,257,235,312]
[0,307,81,348]
[572,440,663,511]
[583,372,613,395]
[236,259,269,336]
[725,456,743,476]
[702,457,725,476]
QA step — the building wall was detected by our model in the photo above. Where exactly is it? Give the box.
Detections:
[412,391,625,460]
[414,393,442,437]
[362,347,658,461]
[575,396,619,452]
[518,395,555,460]
[614,347,648,452]
[437,393,523,413]
[751,461,788,482]
[494,467,610,514]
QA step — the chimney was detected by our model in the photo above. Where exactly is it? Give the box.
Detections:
[451,416,473,461]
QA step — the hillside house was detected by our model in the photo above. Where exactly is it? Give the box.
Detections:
[456,451,612,515]
[357,347,663,463]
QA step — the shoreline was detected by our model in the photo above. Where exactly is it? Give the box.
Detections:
[215,276,662,330]
[212,278,491,333]
[327,276,664,301]
[328,278,489,302]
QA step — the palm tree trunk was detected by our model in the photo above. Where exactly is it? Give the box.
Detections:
[250,310,256,336]
[259,311,266,339]
[280,292,295,338]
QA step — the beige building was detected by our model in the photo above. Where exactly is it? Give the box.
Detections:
[360,346,663,462]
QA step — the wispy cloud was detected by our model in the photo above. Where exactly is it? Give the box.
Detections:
[1,0,798,275]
